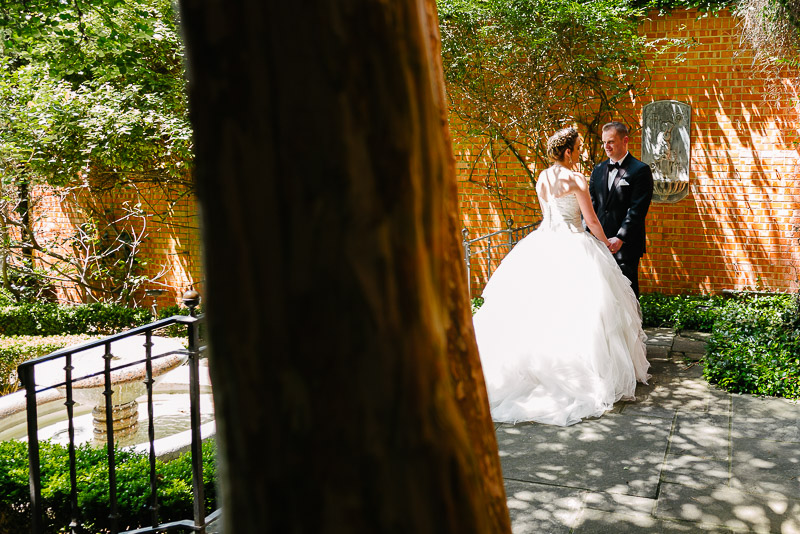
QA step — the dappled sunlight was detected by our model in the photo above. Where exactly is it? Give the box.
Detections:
[497,414,668,500]
[630,11,800,295]
[667,413,731,456]
[500,329,800,532]
[503,480,583,532]
[658,483,800,533]
[731,440,800,499]
[663,455,730,490]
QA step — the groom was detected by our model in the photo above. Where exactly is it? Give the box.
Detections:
[589,121,654,297]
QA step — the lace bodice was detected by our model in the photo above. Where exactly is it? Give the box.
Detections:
[540,193,583,233]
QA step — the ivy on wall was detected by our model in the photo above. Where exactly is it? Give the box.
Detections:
[0,0,195,304]
[631,0,734,13]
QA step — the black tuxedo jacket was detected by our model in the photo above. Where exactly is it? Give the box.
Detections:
[589,154,654,262]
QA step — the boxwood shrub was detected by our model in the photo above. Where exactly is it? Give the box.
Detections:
[703,294,799,400]
[475,291,724,332]
[0,302,153,337]
[1,302,199,396]
[0,335,96,395]
[475,289,799,400]
[639,293,725,332]
[0,439,217,533]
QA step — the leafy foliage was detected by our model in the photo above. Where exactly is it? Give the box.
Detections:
[639,293,725,332]
[733,0,800,103]
[703,294,799,399]
[0,302,152,337]
[631,0,733,13]
[0,0,193,305]
[0,0,191,186]
[0,439,217,533]
[437,0,672,197]
[0,334,96,395]
[471,297,484,315]
[0,301,196,394]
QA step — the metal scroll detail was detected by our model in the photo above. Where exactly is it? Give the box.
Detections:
[641,100,692,203]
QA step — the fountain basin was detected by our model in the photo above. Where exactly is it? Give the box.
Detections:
[0,336,215,457]
[40,335,189,440]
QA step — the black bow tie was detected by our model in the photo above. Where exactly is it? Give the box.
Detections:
[608,161,622,171]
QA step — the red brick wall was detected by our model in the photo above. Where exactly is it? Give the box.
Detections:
[21,10,800,304]
[456,9,800,297]
[31,182,203,309]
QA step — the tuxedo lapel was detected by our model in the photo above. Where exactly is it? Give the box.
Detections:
[612,166,627,191]
[600,160,613,208]
[604,161,629,208]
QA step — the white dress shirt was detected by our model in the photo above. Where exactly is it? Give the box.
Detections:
[608,152,630,190]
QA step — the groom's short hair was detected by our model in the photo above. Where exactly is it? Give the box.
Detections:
[602,121,628,138]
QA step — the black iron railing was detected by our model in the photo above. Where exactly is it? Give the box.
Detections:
[17,292,216,534]
[462,218,539,295]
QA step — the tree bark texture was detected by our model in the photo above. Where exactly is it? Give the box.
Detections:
[179,1,511,532]
[421,1,512,530]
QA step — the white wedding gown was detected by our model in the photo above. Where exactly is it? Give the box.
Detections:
[473,192,650,426]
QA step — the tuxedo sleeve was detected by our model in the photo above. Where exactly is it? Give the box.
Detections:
[616,164,653,242]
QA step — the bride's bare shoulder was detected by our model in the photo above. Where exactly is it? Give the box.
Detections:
[571,171,589,190]
[549,170,586,197]
[538,166,557,179]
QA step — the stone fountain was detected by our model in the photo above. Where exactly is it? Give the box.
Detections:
[0,335,215,456]
[49,336,190,442]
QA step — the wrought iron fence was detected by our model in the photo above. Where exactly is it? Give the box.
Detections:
[462,218,540,295]
[17,291,217,534]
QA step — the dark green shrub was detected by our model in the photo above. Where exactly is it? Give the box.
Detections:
[0,335,96,395]
[671,294,726,332]
[154,305,202,338]
[0,439,217,533]
[0,303,152,337]
[639,293,724,332]
[0,288,14,307]
[703,294,799,399]
[639,293,675,327]
[470,297,484,315]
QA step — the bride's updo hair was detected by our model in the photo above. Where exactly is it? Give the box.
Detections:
[546,127,580,162]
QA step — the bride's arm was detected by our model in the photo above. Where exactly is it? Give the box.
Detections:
[573,174,610,247]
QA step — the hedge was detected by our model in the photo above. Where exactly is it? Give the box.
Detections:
[703,294,799,399]
[0,335,96,395]
[473,291,800,400]
[0,439,217,533]
[0,302,153,337]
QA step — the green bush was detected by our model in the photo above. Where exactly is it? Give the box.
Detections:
[0,288,14,307]
[0,335,96,395]
[470,297,484,315]
[155,304,203,338]
[0,439,217,533]
[703,294,799,400]
[638,293,674,327]
[0,302,153,337]
[475,289,799,400]
[476,292,723,331]
[639,293,724,332]
[0,303,198,395]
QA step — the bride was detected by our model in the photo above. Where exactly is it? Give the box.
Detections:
[473,127,650,426]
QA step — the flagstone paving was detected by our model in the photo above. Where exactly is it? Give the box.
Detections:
[500,328,800,534]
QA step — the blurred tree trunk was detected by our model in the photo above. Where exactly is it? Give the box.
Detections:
[179,0,511,532]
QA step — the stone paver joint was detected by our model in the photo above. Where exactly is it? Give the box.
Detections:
[503,329,800,534]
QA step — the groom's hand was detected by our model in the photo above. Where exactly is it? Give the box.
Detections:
[608,237,623,254]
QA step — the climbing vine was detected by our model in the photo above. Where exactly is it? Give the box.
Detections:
[437,0,688,216]
[0,0,192,304]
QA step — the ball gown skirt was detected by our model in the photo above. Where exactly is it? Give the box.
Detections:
[472,225,650,427]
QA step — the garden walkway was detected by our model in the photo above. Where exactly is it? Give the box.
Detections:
[502,328,800,534]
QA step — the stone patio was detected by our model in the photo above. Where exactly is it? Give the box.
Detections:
[501,328,800,534]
